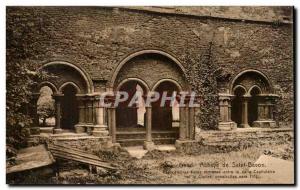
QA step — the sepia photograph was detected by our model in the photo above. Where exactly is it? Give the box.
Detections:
[5,5,294,185]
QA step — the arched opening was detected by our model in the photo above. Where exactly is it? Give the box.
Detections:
[111,51,189,146]
[231,86,246,126]
[37,86,55,127]
[230,70,276,128]
[116,80,147,132]
[152,80,180,134]
[248,86,261,126]
[61,84,79,130]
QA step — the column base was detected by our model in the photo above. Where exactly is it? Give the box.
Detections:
[218,121,237,131]
[253,120,277,128]
[85,124,94,135]
[143,141,156,150]
[74,124,86,133]
[92,125,109,137]
[172,121,180,128]
[175,139,195,149]
[239,123,251,128]
[53,128,63,134]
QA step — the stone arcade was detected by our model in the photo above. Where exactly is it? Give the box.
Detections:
[7,7,293,150]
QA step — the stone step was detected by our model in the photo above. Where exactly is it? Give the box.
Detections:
[50,133,89,138]
[53,136,110,141]
[117,137,176,147]
[116,131,178,140]
[40,127,54,134]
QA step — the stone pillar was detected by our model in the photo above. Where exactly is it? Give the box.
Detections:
[253,95,277,128]
[53,93,63,134]
[240,95,250,128]
[86,96,94,134]
[178,105,186,141]
[29,93,41,135]
[110,107,117,143]
[218,93,237,130]
[188,106,195,140]
[106,95,119,145]
[184,105,190,139]
[143,105,155,150]
[74,94,86,133]
[92,95,109,137]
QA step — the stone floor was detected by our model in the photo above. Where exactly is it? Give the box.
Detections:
[125,145,176,159]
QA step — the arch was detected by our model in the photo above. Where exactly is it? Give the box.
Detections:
[38,81,58,94]
[109,49,187,88]
[230,69,273,94]
[39,61,94,93]
[152,78,183,92]
[248,85,262,95]
[59,82,81,94]
[116,77,150,93]
[233,85,247,95]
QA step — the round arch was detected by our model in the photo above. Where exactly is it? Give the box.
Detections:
[152,78,183,92]
[230,69,273,94]
[59,82,81,94]
[109,49,187,88]
[39,61,94,93]
[116,77,150,93]
[232,85,247,95]
[248,85,262,95]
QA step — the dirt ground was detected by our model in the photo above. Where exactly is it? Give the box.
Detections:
[49,141,293,185]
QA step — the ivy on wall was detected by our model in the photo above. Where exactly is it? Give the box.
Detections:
[184,42,219,130]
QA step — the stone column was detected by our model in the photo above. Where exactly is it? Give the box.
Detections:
[86,96,94,134]
[240,95,250,128]
[92,95,109,137]
[178,105,186,141]
[218,93,237,130]
[253,95,277,128]
[143,105,155,150]
[74,94,86,133]
[106,95,119,145]
[53,93,63,133]
[188,106,195,140]
[29,93,41,135]
[110,107,117,143]
[184,104,190,139]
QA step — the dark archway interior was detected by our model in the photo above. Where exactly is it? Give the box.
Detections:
[231,87,245,126]
[61,84,78,130]
[152,81,179,131]
[116,81,146,131]
[248,87,260,126]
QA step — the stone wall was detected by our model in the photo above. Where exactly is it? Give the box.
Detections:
[176,128,293,154]
[6,6,294,129]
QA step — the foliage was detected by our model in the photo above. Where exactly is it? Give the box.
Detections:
[37,88,55,126]
[184,42,219,130]
[6,9,51,151]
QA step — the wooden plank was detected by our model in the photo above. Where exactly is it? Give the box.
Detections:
[49,143,98,156]
[51,152,115,170]
[48,144,102,161]
[50,150,117,170]
[50,149,112,168]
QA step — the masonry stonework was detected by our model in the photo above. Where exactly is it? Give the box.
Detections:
[7,7,293,135]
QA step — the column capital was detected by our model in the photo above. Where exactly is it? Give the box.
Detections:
[242,95,251,99]
[177,94,201,105]
[52,93,64,101]
[218,93,235,101]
